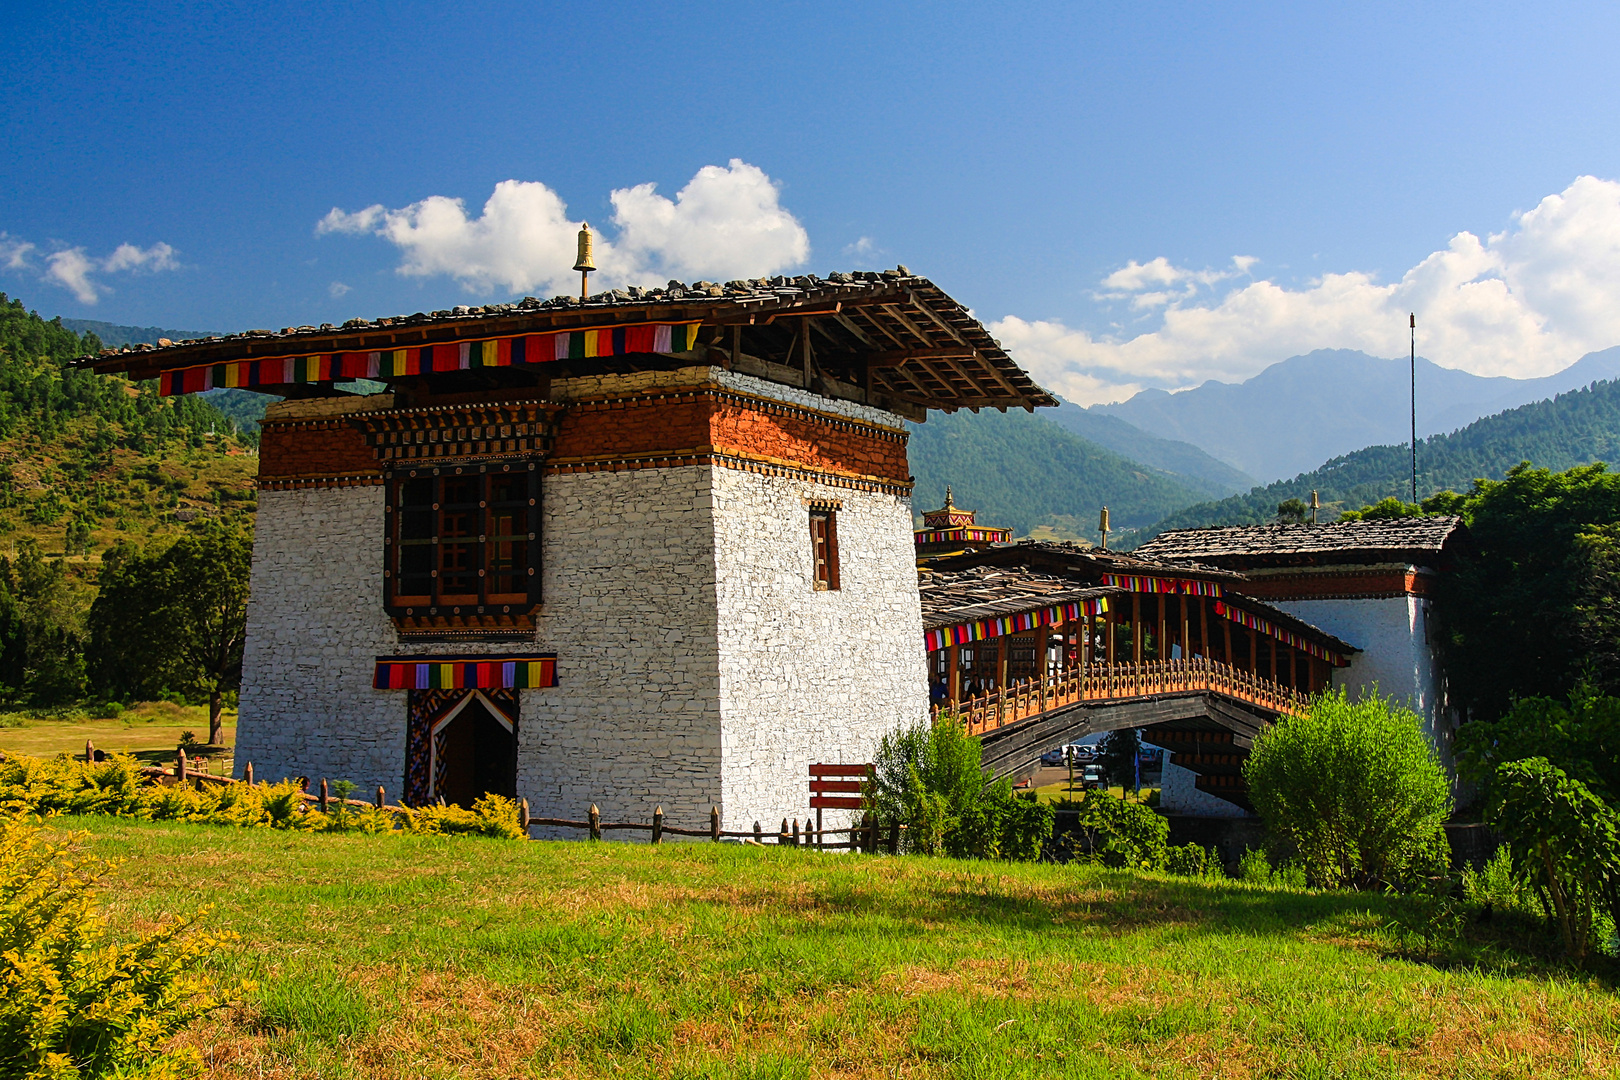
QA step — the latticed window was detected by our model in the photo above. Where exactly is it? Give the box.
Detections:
[809,508,840,591]
[385,462,540,615]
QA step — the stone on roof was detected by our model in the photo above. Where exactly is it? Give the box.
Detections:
[1132,517,1463,566]
[919,566,1118,630]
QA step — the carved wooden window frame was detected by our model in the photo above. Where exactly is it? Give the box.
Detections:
[383,460,541,618]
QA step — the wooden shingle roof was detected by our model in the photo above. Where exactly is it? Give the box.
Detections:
[1132,517,1464,569]
[919,566,1119,631]
[74,269,1055,418]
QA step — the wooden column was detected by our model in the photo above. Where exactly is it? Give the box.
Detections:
[1248,626,1258,674]
[1106,606,1117,664]
[996,638,1008,690]
[1269,636,1278,683]
[1223,613,1233,664]
[1157,595,1168,661]
[1131,594,1142,664]
[1199,597,1210,660]
[947,643,961,703]
[1179,594,1190,661]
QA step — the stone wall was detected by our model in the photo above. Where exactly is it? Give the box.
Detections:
[711,468,927,831]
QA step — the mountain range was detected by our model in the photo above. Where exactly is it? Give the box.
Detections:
[1091,347,1620,483]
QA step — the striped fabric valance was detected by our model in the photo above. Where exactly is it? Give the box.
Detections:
[373,654,558,690]
[158,323,702,396]
[914,528,1010,545]
[1213,602,1348,666]
[1101,573,1223,597]
[924,597,1109,653]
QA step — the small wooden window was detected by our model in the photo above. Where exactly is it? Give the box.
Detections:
[385,464,541,614]
[809,508,840,591]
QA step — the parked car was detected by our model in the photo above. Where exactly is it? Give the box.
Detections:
[1040,748,1066,767]
[1066,743,1097,763]
[1079,763,1107,790]
[1138,745,1163,765]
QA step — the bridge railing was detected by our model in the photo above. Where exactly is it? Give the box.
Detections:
[932,657,1307,737]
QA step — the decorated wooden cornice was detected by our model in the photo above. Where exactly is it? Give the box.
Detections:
[353,400,566,464]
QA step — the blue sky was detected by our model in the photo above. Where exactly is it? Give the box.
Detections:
[7,1,1620,403]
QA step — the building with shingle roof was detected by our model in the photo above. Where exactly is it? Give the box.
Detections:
[1135,516,1466,804]
[81,266,1054,833]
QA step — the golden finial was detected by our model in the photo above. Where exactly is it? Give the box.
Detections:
[573,222,596,298]
[943,485,955,510]
[1310,490,1320,524]
[1098,506,1110,550]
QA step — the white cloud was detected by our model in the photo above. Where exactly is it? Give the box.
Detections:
[0,238,181,305]
[995,176,1620,405]
[0,234,34,270]
[317,160,809,297]
[328,280,352,298]
[844,236,878,258]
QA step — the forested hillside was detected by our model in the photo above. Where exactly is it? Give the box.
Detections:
[0,293,260,560]
[1137,377,1620,541]
[908,408,1211,540]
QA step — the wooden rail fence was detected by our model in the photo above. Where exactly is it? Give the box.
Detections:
[933,657,1307,736]
[123,748,893,851]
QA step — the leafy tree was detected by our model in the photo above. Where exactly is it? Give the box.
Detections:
[87,527,250,743]
[1097,728,1141,793]
[1454,688,1620,806]
[1574,524,1620,696]
[1488,757,1620,960]
[1245,688,1452,889]
[0,539,86,706]
[1275,498,1307,523]
[1337,496,1421,521]
[866,717,1053,859]
[1434,463,1620,721]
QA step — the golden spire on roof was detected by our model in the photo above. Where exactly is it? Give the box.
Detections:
[573,223,596,299]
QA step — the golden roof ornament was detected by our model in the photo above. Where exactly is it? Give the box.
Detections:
[573,223,596,298]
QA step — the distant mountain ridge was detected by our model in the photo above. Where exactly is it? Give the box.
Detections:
[60,318,219,348]
[1044,402,1255,495]
[907,409,1215,540]
[1093,346,1620,483]
[1135,377,1620,543]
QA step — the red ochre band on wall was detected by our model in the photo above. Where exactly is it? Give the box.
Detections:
[372,655,558,690]
[157,323,703,396]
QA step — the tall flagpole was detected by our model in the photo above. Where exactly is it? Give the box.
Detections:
[1409,312,1417,502]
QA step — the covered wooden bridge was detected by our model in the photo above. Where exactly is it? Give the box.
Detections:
[919,543,1358,808]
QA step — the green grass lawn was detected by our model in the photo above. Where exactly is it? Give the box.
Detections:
[70,816,1619,1080]
[1,701,236,771]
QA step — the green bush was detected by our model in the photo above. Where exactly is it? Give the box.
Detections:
[1488,757,1620,959]
[0,817,239,1077]
[1164,843,1224,878]
[867,717,1053,860]
[1244,688,1452,889]
[1067,791,1168,870]
[1238,848,1308,888]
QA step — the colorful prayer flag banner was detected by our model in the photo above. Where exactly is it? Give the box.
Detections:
[157,323,703,396]
[1212,602,1348,666]
[923,597,1109,653]
[913,528,1013,545]
[1100,573,1223,597]
[372,654,558,690]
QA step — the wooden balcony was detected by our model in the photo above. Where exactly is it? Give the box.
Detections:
[932,656,1307,738]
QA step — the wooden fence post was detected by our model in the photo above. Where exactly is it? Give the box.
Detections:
[588,803,601,841]
[375,785,385,808]
[84,739,94,763]
[176,748,187,782]
[520,798,531,835]
[710,805,721,842]
[652,806,664,845]
[792,819,800,846]
[243,761,254,785]
[753,821,763,843]
[864,812,875,854]
[779,818,789,845]
[319,779,329,813]
[888,820,900,855]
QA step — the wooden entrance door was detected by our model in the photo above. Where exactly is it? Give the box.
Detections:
[433,695,517,808]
